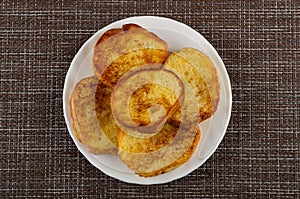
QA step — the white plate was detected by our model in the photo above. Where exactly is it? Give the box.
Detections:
[63,16,232,184]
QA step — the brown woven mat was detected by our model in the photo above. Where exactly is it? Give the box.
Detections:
[1,0,299,198]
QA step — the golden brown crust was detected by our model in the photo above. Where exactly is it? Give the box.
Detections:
[93,23,168,87]
[121,23,142,31]
[118,123,200,177]
[95,28,123,46]
[94,24,142,47]
[70,76,119,154]
[163,48,220,125]
[137,127,200,177]
[111,68,184,134]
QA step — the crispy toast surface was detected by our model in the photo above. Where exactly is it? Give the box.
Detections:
[111,67,184,134]
[70,76,119,154]
[118,122,200,177]
[93,24,168,87]
[164,48,220,125]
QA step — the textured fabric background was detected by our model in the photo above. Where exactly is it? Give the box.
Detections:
[1,0,299,198]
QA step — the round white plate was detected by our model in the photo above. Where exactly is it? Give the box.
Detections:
[63,16,232,184]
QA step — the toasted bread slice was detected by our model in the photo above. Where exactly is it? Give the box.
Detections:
[70,76,119,154]
[111,67,184,134]
[93,24,168,87]
[164,48,220,125]
[118,122,200,177]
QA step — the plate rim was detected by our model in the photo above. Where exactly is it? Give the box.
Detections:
[63,16,232,185]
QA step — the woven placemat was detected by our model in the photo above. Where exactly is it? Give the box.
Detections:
[1,0,299,198]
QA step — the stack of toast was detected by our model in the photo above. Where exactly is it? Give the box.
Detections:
[70,24,220,177]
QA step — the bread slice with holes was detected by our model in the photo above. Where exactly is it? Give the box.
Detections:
[93,24,168,87]
[70,76,119,154]
[118,122,200,177]
[163,48,220,125]
[111,67,184,134]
